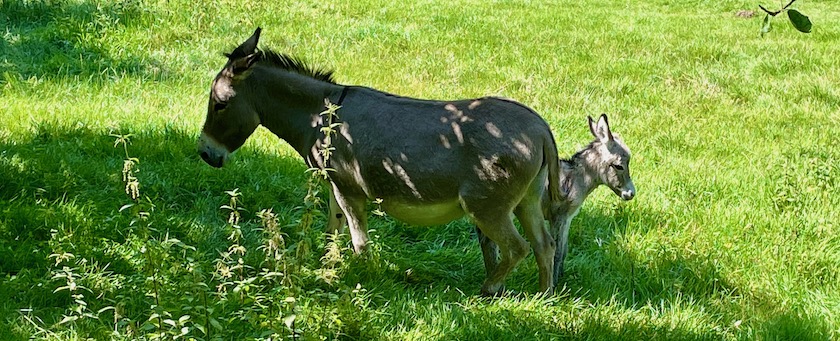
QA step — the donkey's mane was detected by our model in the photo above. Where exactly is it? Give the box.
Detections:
[254,49,337,84]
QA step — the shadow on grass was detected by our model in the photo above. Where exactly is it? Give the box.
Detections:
[0,0,166,82]
[340,203,728,301]
[333,202,832,339]
[445,303,716,341]
[0,122,309,307]
[0,117,382,341]
[568,205,742,304]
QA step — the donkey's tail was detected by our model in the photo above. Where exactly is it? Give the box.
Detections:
[544,133,562,204]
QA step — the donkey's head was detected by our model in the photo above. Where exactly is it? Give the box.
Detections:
[586,114,635,200]
[198,28,264,168]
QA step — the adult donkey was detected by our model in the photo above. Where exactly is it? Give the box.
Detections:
[197,28,563,296]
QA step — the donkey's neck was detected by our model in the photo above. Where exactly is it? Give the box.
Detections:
[247,67,345,160]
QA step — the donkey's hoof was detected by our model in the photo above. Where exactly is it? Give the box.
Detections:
[480,286,516,298]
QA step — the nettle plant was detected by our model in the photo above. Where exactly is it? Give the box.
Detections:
[759,0,812,36]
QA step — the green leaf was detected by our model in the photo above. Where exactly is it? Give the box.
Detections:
[194,324,206,335]
[209,317,223,330]
[787,9,812,33]
[760,14,772,36]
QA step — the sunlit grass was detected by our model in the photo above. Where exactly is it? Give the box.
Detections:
[1,0,839,339]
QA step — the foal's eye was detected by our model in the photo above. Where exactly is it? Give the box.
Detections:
[612,164,625,171]
[214,102,227,112]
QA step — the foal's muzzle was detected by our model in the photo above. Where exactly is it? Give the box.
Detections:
[619,181,636,201]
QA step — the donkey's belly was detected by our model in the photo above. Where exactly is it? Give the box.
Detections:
[382,199,465,226]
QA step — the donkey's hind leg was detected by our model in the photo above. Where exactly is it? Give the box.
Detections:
[515,200,556,294]
[466,204,529,296]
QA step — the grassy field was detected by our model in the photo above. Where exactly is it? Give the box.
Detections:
[2,0,839,339]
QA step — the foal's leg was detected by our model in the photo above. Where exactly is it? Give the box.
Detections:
[551,213,571,287]
[515,200,556,294]
[330,183,369,254]
[476,227,500,278]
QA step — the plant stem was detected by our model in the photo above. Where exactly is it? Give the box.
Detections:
[145,249,163,333]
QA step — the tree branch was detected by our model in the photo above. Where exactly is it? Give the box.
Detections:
[759,0,797,17]
[759,4,780,16]
[782,0,797,11]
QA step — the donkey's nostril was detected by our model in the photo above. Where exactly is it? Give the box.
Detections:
[622,191,635,201]
[200,150,224,168]
[199,151,212,163]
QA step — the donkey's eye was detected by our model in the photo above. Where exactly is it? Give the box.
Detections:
[214,102,227,112]
[612,164,625,171]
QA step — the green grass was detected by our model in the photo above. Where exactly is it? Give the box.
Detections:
[2,0,839,339]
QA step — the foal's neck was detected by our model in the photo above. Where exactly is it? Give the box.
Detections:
[561,143,603,205]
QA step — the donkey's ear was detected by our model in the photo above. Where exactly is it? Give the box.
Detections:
[227,27,262,60]
[224,28,262,75]
[228,52,260,75]
[588,114,613,142]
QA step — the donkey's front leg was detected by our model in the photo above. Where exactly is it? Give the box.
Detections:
[330,183,369,254]
[326,188,347,237]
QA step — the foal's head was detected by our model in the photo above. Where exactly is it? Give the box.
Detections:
[198,28,264,168]
[585,114,635,200]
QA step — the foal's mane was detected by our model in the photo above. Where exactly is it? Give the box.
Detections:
[563,141,597,164]
[252,49,337,84]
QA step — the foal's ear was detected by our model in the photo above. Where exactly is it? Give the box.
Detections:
[588,113,614,142]
[228,27,262,60]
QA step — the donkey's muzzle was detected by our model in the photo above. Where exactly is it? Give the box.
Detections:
[197,132,228,168]
[620,190,635,201]
[199,150,224,168]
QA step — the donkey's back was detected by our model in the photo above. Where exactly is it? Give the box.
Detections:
[330,90,560,210]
